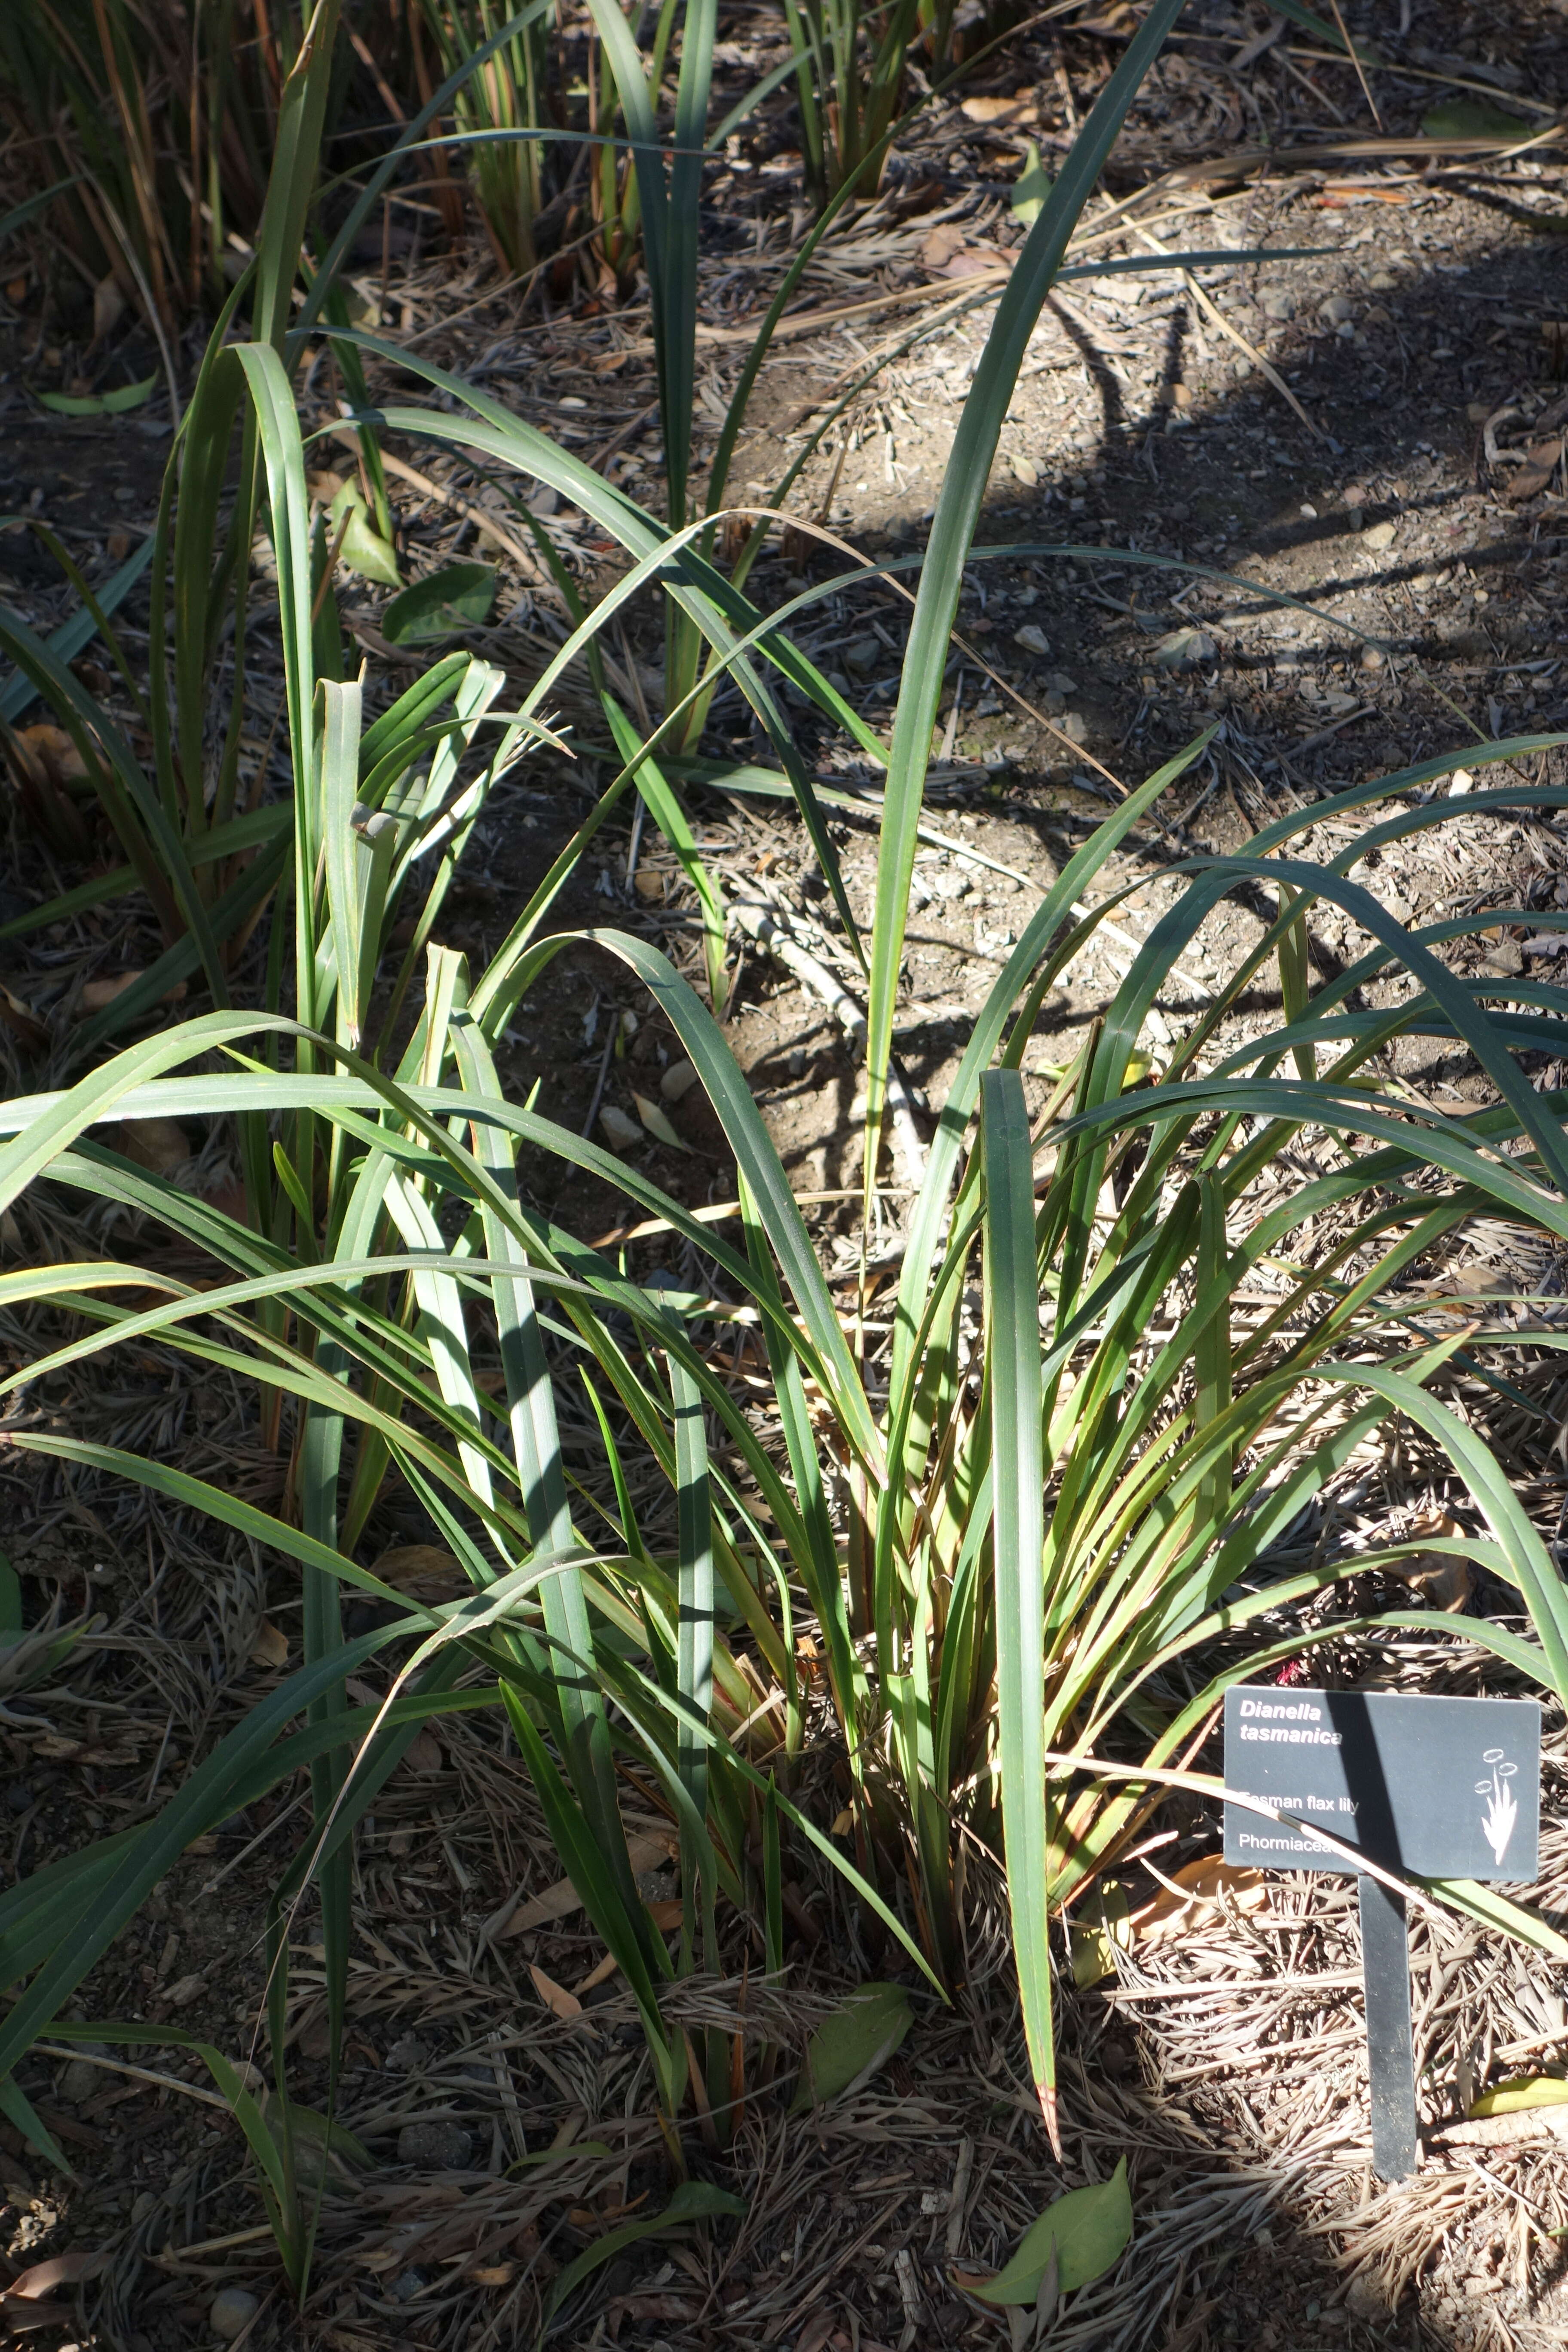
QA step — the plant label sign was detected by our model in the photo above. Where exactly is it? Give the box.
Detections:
[1222,1687,1540,2183]
[1221,1686,1540,1880]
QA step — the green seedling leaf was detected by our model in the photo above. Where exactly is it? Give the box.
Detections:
[328,483,401,588]
[962,2159,1132,2304]
[1470,2075,1568,2118]
[0,1550,20,1633]
[790,1981,912,2112]
[539,2180,746,2339]
[1421,99,1534,142]
[36,376,156,417]
[1011,141,1053,228]
[382,560,496,643]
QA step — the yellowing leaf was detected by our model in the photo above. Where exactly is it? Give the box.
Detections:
[1011,141,1054,227]
[1070,1880,1130,1988]
[632,1092,689,1152]
[1469,2075,1568,2118]
[960,2159,1132,2304]
[790,1982,912,2112]
[328,482,401,588]
[37,374,154,416]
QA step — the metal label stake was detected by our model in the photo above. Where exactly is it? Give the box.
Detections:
[1359,1877,1417,2180]
[1223,1685,1541,2182]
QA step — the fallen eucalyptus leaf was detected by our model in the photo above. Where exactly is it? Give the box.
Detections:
[37,375,155,417]
[790,1981,912,2113]
[538,2181,747,2339]
[382,560,496,644]
[1470,2076,1568,2118]
[960,2159,1131,2304]
[1421,98,1534,142]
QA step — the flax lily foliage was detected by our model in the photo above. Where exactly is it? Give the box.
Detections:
[3,0,1568,2243]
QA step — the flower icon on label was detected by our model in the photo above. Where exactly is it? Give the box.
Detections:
[1475,1748,1519,1866]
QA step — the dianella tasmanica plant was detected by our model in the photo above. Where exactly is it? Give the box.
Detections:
[6,0,1568,2244]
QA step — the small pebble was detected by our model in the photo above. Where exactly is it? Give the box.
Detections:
[209,2287,260,2342]
[59,2050,107,2105]
[599,1104,641,1153]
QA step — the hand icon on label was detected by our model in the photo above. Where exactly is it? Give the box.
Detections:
[1476,1749,1519,1867]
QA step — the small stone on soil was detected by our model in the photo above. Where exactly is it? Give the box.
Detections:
[397,2118,474,2169]
[209,2286,260,2341]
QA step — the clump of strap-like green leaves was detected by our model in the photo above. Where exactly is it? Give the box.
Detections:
[7,0,1568,2294]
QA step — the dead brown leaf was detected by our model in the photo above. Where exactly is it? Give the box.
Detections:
[80,971,188,1014]
[919,223,968,272]
[0,2299,77,2334]
[13,724,88,789]
[528,1963,583,2021]
[1128,1856,1268,1947]
[369,1543,467,1602]
[91,273,125,343]
[1386,1510,1473,1612]
[119,1115,193,1173]
[9,2248,108,2298]
[791,2313,838,2352]
[0,985,48,1053]
[1506,436,1563,500]
[497,1832,676,1937]
[249,1619,289,1669]
[959,91,1033,123]
[404,1729,444,1774]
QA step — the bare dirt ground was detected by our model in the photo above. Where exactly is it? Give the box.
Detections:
[8,3,1568,2348]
